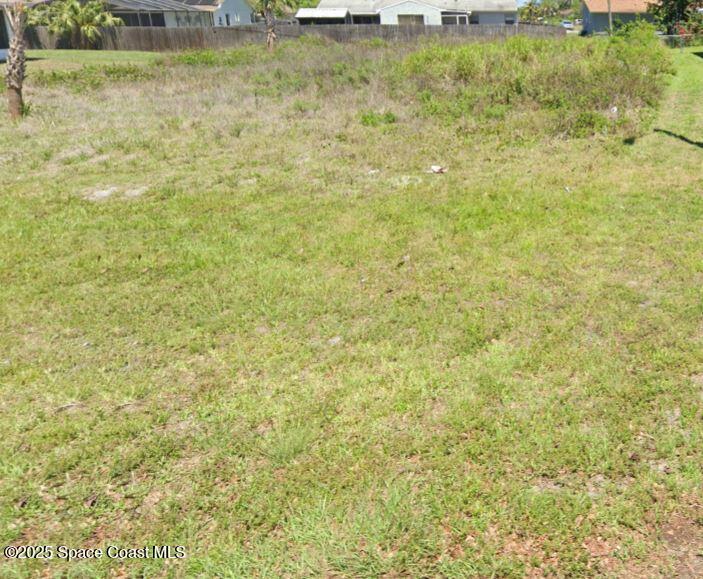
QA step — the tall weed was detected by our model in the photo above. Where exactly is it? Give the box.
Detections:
[400,23,672,137]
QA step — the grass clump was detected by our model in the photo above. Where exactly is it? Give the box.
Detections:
[31,63,154,90]
[360,110,397,126]
[171,45,261,67]
[172,41,378,95]
[401,22,672,137]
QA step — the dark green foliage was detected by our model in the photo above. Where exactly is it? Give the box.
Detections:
[28,0,122,49]
[648,0,702,32]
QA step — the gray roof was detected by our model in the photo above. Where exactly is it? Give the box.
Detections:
[296,7,350,18]
[108,0,201,11]
[316,0,516,14]
[163,0,253,10]
[315,0,377,13]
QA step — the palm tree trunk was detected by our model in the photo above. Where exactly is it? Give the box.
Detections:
[5,3,27,120]
[264,6,276,51]
[72,27,81,50]
[607,0,612,33]
[7,85,23,118]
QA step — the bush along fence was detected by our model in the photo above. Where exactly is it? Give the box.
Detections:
[658,33,703,48]
[26,23,566,52]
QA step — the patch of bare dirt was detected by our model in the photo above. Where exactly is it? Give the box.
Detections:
[660,514,703,578]
[590,511,703,577]
[84,186,119,201]
[82,185,148,202]
[124,186,148,198]
[501,533,559,577]
[583,535,620,560]
[530,477,564,493]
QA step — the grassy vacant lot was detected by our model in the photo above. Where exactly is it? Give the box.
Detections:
[0,37,702,577]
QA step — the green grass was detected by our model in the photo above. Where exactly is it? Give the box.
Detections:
[0,40,702,577]
[27,49,160,67]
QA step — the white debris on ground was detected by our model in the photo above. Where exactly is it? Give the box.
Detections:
[84,187,119,201]
[83,186,148,201]
[124,186,148,198]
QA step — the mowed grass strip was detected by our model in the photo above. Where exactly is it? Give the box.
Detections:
[0,37,701,577]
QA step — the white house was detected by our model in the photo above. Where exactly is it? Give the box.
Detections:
[378,0,465,25]
[296,0,517,25]
[178,0,255,26]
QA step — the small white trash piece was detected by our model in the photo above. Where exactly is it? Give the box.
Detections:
[430,165,447,174]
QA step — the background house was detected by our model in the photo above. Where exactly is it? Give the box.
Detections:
[296,0,517,25]
[108,0,212,26]
[468,0,516,23]
[582,0,654,33]
[0,0,254,57]
[178,0,254,26]
[377,0,469,25]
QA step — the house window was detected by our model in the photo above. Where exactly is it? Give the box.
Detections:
[218,16,223,25]
[150,12,166,26]
[113,12,140,26]
[469,14,479,24]
[441,14,468,25]
[225,13,231,25]
[505,17,515,24]
[352,14,380,23]
[397,14,424,25]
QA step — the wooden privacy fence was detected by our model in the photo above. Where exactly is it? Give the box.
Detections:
[27,23,565,52]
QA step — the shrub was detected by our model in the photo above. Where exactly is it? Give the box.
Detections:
[174,49,219,66]
[28,0,122,49]
[330,61,372,87]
